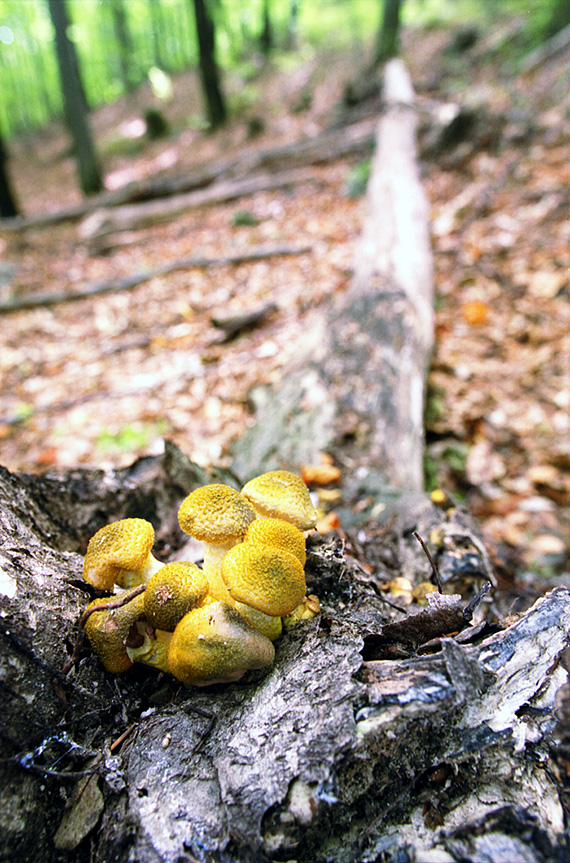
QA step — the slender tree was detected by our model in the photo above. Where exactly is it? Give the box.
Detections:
[545,0,570,38]
[372,0,403,68]
[46,0,103,195]
[0,129,19,218]
[190,0,227,129]
[110,0,137,92]
[259,0,274,56]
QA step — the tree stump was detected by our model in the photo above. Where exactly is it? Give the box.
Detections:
[0,444,569,863]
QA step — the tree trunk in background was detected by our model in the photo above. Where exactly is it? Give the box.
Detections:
[373,0,403,67]
[47,0,103,196]
[260,0,274,55]
[191,0,227,129]
[148,0,168,71]
[546,0,570,38]
[0,130,19,218]
[110,0,137,92]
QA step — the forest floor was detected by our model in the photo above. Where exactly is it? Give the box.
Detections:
[0,19,569,588]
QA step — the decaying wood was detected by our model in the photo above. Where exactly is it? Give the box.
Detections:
[233,57,434,492]
[0,118,376,233]
[0,442,569,863]
[77,167,320,239]
[0,244,309,315]
[211,302,278,343]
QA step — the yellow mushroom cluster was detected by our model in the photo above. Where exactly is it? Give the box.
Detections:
[81,471,320,687]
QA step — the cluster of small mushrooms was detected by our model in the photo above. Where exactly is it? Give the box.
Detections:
[81,471,320,687]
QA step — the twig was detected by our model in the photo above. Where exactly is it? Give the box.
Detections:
[110,723,138,753]
[180,701,217,754]
[413,531,443,593]
[463,581,492,622]
[62,585,146,675]
[0,757,100,780]
[0,244,311,315]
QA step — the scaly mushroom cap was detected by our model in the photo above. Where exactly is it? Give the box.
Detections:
[84,591,146,673]
[83,518,157,591]
[144,562,209,632]
[244,518,307,566]
[178,484,256,545]
[222,544,306,617]
[241,470,317,531]
[167,601,275,687]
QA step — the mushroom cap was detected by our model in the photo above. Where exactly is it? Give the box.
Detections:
[83,518,155,591]
[144,562,209,631]
[84,591,146,673]
[178,484,256,545]
[222,544,306,616]
[244,518,307,566]
[167,601,275,687]
[241,471,317,531]
[234,601,283,641]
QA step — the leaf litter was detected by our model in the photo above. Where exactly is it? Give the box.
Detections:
[0,24,568,585]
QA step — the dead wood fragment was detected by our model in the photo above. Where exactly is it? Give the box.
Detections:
[210,302,278,342]
[78,167,320,239]
[520,22,570,73]
[0,244,309,315]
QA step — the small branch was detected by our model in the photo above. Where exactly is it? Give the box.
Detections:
[0,244,311,315]
[110,723,138,753]
[412,531,443,593]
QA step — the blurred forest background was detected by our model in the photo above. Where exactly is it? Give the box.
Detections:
[0,0,569,590]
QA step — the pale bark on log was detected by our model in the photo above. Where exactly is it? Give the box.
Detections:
[232,58,433,493]
[0,442,569,863]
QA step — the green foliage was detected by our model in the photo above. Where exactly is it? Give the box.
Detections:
[0,0,564,138]
[96,420,168,453]
[232,209,260,227]
[345,159,371,198]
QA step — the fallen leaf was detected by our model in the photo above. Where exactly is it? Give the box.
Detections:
[301,463,341,485]
[462,300,489,325]
[316,511,341,533]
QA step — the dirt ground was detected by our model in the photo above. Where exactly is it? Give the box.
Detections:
[0,21,569,584]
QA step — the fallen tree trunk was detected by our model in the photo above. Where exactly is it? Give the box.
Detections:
[232,58,433,494]
[0,442,568,863]
[0,118,376,232]
[1,58,568,863]
[78,167,321,239]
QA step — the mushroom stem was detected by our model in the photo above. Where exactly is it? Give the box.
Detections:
[201,542,238,603]
[126,626,172,672]
[115,554,164,591]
